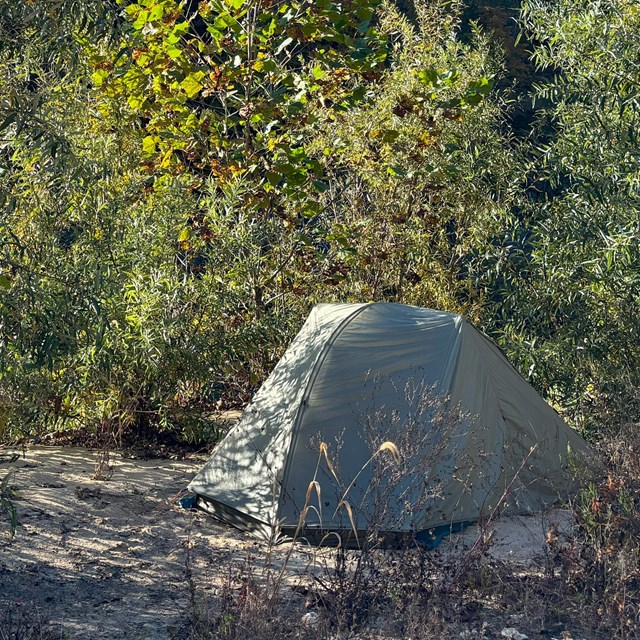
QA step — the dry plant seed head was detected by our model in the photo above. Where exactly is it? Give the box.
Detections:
[377,441,401,463]
[319,531,343,547]
[338,499,360,548]
[320,441,340,483]
[305,480,321,508]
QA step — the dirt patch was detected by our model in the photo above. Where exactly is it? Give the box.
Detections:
[0,447,307,639]
[0,447,584,639]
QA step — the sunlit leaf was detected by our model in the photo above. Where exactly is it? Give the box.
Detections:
[181,72,205,98]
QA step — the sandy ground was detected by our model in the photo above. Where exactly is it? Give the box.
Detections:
[0,447,577,639]
[0,447,342,639]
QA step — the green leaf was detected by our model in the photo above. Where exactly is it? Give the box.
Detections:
[128,95,146,109]
[0,274,10,289]
[264,18,277,37]
[207,25,224,45]
[350,86,366,102]
[166,43,182,59]
[132,9,149,29]
[416,68,438,86]
[266,171,281,186]
[441,97,462,109]
[148,4,165,20]
[463,93,483,106]
[181,72,205,98]
[356,6,374,21]
[173,21,190,36]
[0,110,16,132]
[91,70,108,87]
[381,129,399,143]
[442,69,459,86]
[142,135,157,154]
[301,200,321,217]
[468,77,494,95]
[260,59,278,73]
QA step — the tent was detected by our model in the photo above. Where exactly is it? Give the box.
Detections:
[188,303,587,546]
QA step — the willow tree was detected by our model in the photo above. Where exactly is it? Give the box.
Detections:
[512,0,640,432]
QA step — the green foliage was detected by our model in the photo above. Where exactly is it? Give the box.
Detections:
[0,0,390,442]
[506,0,640,431]
[0,0,119,179]
[95,0,387,219]
[0,20,227,440]
[309,1,518,316]
[1,0,639,444]
[0,470,17,538]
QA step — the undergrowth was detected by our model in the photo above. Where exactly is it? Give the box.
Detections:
[177,423,639,640]
[551,423,640,638]
[0,469,17,538]
[0,608,61,640]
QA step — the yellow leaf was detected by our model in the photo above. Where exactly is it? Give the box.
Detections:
[181,73,204,98]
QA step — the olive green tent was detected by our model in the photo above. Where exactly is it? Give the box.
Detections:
[189,303,587,545]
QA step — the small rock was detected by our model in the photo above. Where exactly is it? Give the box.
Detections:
[301,611,319,626]
[501,629,528,640]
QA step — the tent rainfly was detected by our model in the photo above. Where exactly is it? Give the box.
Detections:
[189,303,588,546]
